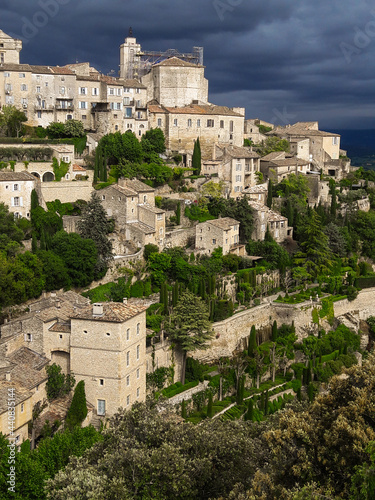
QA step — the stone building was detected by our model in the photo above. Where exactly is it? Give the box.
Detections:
[260,151,310,183]
[100,178,166,249]
[70,301,147,417]
[242,183,268,205]
[0,170,36,219]
[271,122,341,171]
[248,201,293,243]
[0,29,22,64]
[214,144,261,197]
[195,217,244,255]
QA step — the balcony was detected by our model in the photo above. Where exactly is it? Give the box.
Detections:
[34,104,54,111]
[55,103,74,111]
[135,100,146,110]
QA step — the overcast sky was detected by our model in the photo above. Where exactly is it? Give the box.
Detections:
[2,0,375,130]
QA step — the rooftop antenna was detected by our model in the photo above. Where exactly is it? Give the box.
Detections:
[129,26,133,37]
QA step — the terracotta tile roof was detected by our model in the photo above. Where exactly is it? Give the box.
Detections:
[273,122,340,138]
[154,56,202,68]
[138,203,165,214]
[248,201,288,222]
[164,104,243,117]
[205,217,239,230]
[120,178,155,193]
[73,164,87,172]
[148,104,167,114]
[127,221,155,234]
[0,171,36,182]
[0,63,32,72]
[0,383,31,414]
[217,145,260,159]
[120,78,147,89]
[261,151,287,161]
[48,321,71,333]
[267,157,309,167]
[106,184,138,197]
[72,302,147,323]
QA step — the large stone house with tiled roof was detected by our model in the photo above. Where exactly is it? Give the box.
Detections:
[213,144,261,197]
[195,217,244,256]
[248,201,293,243]
[260,151,310,183]
[99,178,166,249]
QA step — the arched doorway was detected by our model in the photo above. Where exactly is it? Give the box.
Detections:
[31,172,40,179]
[42,171,55,182]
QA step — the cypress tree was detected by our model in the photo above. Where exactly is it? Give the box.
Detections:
[65,381,88,430]
[159,283,164,305]
[264,390,269,415]
[267,179,273,208]
[211,275,216,295]
[40,227,46,251]
[163,283,168,315]
[248,325,257,356]
[286,199,294,227]
[207,392,213,418]
[236,376,245,405]
[31,232,38,253]
[102,155,108,182]
[244,399,254,421]
[297,387,302,401]
[272,320,278,341]
[176,202,181,225]
[308,382,315,402]
[192,137,201,175]
[31,189,39,210]
[331,186,337,218]
[172,282,179,307]
[181,399,187,419]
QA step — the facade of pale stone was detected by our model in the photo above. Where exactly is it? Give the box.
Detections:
[214,144,260,198]
[260,151,310,183]
[0,171,36,219]
[142,57,209,107]
[70,301,147,416]
[248,200,292,243]
[195,217,243,255]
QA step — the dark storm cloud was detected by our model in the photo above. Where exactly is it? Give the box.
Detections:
[1,0,375,129]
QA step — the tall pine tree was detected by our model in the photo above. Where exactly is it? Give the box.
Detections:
[192,137,201,175]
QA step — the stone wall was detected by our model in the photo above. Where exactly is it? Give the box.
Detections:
[164,226,196,248]
[41,180,92,203]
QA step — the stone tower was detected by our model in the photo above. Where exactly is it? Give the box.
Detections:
[119,28,141,79]
[0,30,22,65]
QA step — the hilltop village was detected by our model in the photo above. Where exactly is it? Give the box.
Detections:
[1,29,375,499]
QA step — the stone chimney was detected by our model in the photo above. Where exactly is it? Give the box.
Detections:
[93,303,104,316]
[6,372,10,381]
[123,298,128,305]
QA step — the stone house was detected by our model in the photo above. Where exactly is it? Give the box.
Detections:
[195,217,244,256]
[214,144,261,197]
[148,102,245,160]
[260,151,310,183]
[244,119,268,144]
[248,201,292,243]
[100,178,166,249]
[0,170,36,219]
[70,301,147,417]
[271,121,341,171]
[0,347,49,446]
[242,183,268,205]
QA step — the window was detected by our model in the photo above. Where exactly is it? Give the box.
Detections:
[236,175,242,182]
[173,119,178,126]
[136,368,140,379]
[136,345,140,360]
[159,227,163,235]
[108,88,115,95]
[60,86,65,95]
[212,238,216,244]
[137,387,140,398]
[21,403,24,413]
[59,334,63,339]
[261,224,266,232]
[4,72,10,77]
[99,379,104,386]
[5,83,12,92]
[126,328,130,340]
[220,120,224,128]
[13,197,20,207]
[333,137,339,145]
[79,101,88,109]
[136,88,140,94]
[0,53,4,64]
[19,73,25,78]
[117,88,122,96]
[25,333,32,341]
[197,119,201,127]
[234,186,240,192]
[97,399,105,416]
[236,163,242,171]
[157,213,163,220]
[157,118,162,127]
[102,195,105,200]
[137,323,140,335]
[115,125,118,131]
[22,98,28,106]
[124,87,130,93]
[92,87,99,96]
[20,84,27,91]
[82,115,87,120]
[187,119,192,127]
[125,107,132,118]
[126,375,130,386]
[126,351,130,366]
[137,111,142,119]
[13,184,19,191]
[62,156,70,163]
[127,395,130,406]
[45,82,48,87]
[230,120,234,132]
[207,119,214,127]
[79,87,87,95]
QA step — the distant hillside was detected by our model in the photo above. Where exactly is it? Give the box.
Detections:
[336,129,375,169]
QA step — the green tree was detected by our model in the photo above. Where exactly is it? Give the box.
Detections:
[141,127,166,154]
[201,180,224,199]
[63,119,85,138]
[248,325,257,356]
[65,381,88,430]
[167,291,214,383]
[0,105,27,137]
[46,363,75,401]
[207,392,214,418]
[77,193,113,277]
[51,231,98,287]
[267,179,273,208]
[36,250,70,291]
[192,137,201,175]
